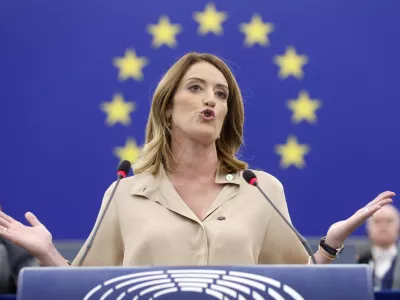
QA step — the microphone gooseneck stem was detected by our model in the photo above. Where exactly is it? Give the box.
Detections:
[255,183,317,265]
[77,175,123,266]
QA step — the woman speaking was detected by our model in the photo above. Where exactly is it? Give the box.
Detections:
[0,52,395,267]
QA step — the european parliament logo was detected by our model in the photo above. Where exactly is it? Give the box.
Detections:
[83,269,305,300]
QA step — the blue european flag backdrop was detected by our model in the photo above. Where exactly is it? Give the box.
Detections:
[0,0,399,239]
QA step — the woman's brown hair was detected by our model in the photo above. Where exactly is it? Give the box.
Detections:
[133,52,247,175]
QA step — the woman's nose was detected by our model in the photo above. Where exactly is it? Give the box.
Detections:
[203,97,216,108]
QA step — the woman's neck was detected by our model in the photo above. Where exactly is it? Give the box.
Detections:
[169,136,219,180]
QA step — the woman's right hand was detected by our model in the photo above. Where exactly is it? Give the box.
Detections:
[0,210,53,259]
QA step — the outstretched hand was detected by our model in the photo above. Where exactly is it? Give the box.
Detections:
[0,211,53,258]
[325,191,395,248]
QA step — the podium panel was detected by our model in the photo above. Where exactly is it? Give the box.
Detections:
[18,265,373,300]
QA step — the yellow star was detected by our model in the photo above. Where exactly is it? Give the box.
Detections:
[274,46,308,79]
[287,91,322,124]
[113,49,148,81]
[147,16,182,48]
[239,14,274,47]
[100,93,136,126]
[275,136,310,169]
[114,138,141,164]
[193,3,228,35]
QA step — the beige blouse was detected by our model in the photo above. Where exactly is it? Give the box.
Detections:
[72,166,309,266]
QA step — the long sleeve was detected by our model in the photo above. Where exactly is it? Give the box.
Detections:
[258,185,309,264]
[72,183,124,266]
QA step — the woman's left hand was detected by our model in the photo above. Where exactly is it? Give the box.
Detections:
[324,191,395,248]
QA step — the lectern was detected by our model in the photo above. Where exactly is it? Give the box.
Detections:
[18,265,373,300]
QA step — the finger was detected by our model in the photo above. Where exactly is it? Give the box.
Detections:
[366,191,396,207]
[337,198,395,239]
[361,201,392,218]
[0,217,11,228]
[375,198,394,208]
[374,198,394,209]
[25,212,41,227]
[346,202,391,230]
[0,211,15,223]
[367,191,395,206]
[365,205,384,217]
[0,225,12,239]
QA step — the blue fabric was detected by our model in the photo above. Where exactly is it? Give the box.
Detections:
[373,257,398,290]
[382,257,398,290]
[375,291,400,300]
[0,295,16,300]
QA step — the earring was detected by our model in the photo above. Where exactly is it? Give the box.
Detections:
[167,118,171,127]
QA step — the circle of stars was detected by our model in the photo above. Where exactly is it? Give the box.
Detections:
[101,2,323,169]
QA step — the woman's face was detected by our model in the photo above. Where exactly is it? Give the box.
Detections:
[168,61,229,145]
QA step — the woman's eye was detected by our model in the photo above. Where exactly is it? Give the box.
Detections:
[216,91,227,99]
[189,84,202,92]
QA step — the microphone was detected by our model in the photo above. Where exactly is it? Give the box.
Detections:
[243,170,317,264]
[77,160,131,266]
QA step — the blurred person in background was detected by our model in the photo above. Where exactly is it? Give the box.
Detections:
[357,204,400,290]
[0,204,38,294]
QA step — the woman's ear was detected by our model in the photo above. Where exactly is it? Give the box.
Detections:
[165,100,173,118]
[165,107,172,128]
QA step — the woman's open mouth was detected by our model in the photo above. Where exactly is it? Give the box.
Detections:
[200,108,216,121]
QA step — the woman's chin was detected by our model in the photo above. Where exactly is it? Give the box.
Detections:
[189,129,218,145]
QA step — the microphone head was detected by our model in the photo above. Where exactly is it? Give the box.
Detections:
[117,160,131,178]
[243,169,258,186]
